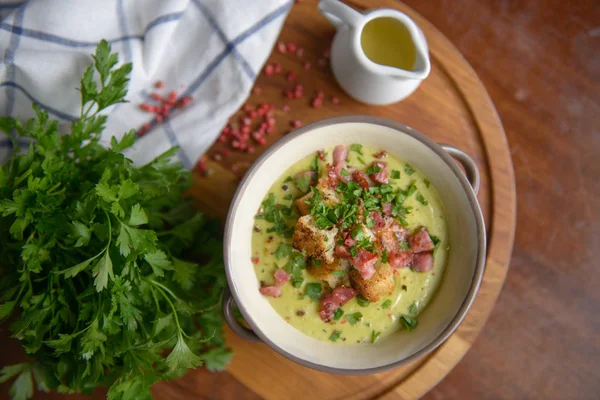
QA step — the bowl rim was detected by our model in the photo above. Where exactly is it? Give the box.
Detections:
[223,115,487,375]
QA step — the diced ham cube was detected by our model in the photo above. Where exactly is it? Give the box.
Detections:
[335,244,351,259]
[409,228,435,253]
[259,285,281,297]
[350,249,378,280]
[274,269,290,286]
[369,211,386,231]
[382,203,393,216]
[412,252,434,272]
[319,286,357,321]
[332,145,348,166]
[344,236,356,247]
[369,162,389,184]
[352,170,370,189]
[388,250,413,269]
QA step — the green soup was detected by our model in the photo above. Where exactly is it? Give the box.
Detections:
[251,145,448,344]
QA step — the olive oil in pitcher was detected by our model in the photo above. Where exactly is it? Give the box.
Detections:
[360,17,416,71]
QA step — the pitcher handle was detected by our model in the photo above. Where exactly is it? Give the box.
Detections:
[318,0,362,28]
[222,287,262,343]
[440,144,480,195]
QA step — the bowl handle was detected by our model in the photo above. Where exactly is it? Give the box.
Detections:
[440,144,480,195]
[222,287,262,343]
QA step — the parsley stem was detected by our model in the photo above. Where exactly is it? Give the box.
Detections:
[149,279,184,335]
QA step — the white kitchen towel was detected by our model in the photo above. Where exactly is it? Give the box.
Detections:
[0,0,292,167]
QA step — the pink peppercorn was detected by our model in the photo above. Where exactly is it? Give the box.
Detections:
[168,91,177,103]
[252,86,262,95]
[274,63,282,73]
[331,96,340,104]
[304,61,311,70]
[287,43,297,52]
[296,48,304,57]
[277,42,287,53]
[264,64,274,76]
[290,120,302,128]
[151,93,163,101]
[282,104,290,112]
[286,71,296,82]
[311,97,323,108]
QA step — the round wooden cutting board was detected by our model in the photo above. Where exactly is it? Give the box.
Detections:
[165,0,517,399]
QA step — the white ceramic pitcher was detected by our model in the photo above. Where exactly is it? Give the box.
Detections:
[319,0,431,105]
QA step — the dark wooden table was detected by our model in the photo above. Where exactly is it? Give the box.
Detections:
[409,0,600,398]
[1,1,598,399]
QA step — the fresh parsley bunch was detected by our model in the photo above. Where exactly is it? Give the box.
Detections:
[0,41,231,400]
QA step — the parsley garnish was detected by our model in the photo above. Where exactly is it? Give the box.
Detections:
[424,179,430,188]
[350,143,363,155]
[333,308,345,320]
[340,168,350,177]
[391,170,400,179]
[283,194,293,200]
[399,241,411,250]
[345,312,363,325]
[409,302,418,315]
[401,315,418,331]
[274,242,293,259]
[284,176,293,183]
[305,283,322,301]
[357,156,366,165]
[371,330,381,343]
[284,251,306,287]
[366,164,382,174]
[381,248,388,263]
[329,330,342,342]
[416,192,428,205]
[311,155,319,174]
[381,300,392,309]
[404,164,415,175]
[357,296,370,307]
[261,194,294,237]
[331,270,346,277]
[295,174,312,193]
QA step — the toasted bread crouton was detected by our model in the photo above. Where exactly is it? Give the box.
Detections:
[316,178,340,206]
[295,179,339,216]
[349,261,394,302]
[296,191,313,216]
[293,215,338,263]
[307,258,351,288]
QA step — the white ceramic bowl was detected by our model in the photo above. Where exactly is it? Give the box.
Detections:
[223,116,486,374]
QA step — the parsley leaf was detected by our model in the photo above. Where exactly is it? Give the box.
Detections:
[274,243,293,260]
[381,299,392,309]
[404,164,415,175]
[295,174,312,193]
[416,193,428,205]
[371,330,381,343]
[391,170,400,179]
[409,303,418,315]
[333,308,344,321]
[424,179,430,188]
[345,312,363,326]
[284,251,306,288]
[356,296,370,307]
[331,270,346,277]
[401,315,418,331]
[329,330,342,342]
[350,144,363,155]
[305,283,322,301]
[366,164,382,174]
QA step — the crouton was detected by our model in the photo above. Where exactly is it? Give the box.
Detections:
[295,178,340,216]
[296,191,313,216]
[317,178,340,206]
[292,215,338,264]
[349,261,394,302]
[307,258,350,288]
